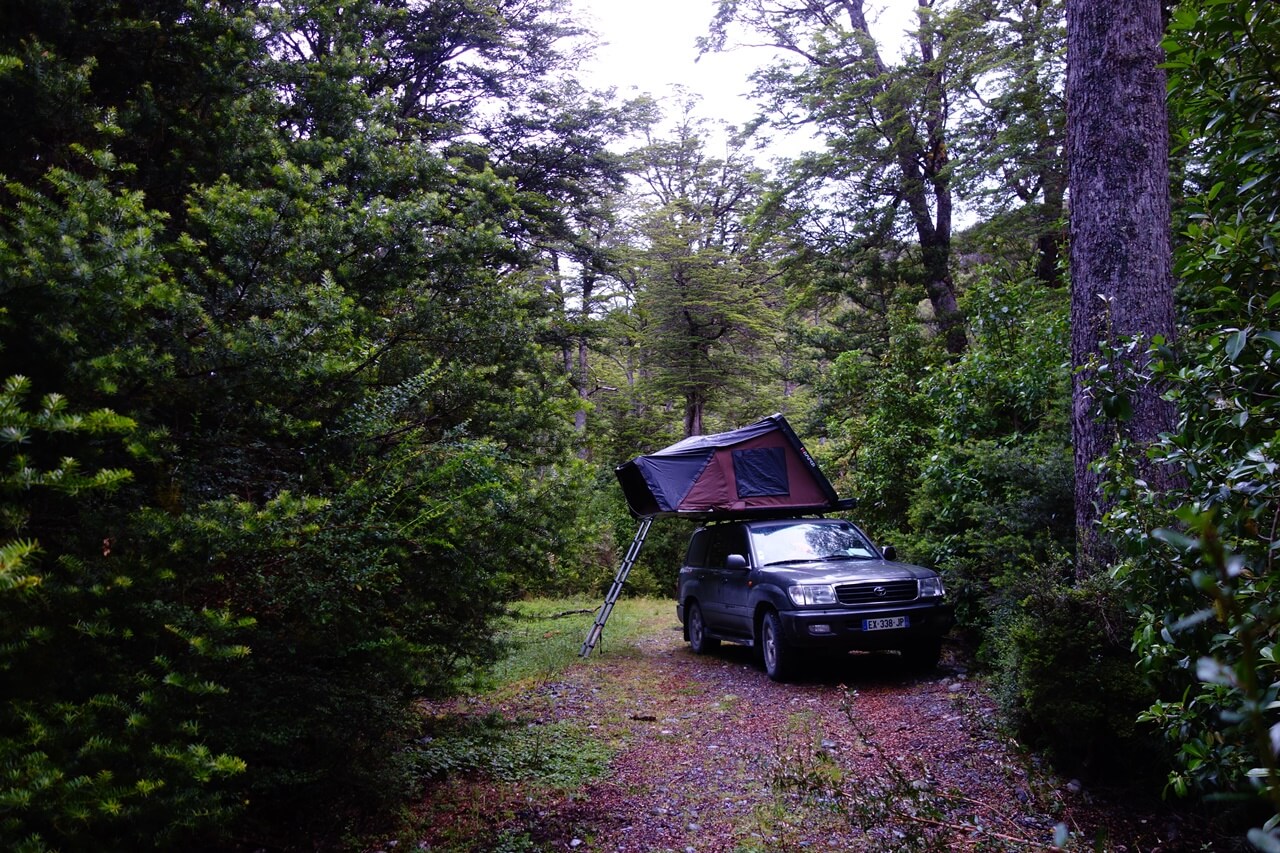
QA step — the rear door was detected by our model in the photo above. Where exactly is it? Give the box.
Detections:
[680,528,718,621]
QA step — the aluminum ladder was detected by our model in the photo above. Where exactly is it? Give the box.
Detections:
[579,516,653,657]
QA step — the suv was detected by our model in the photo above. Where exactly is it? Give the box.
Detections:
[676,517,953,681]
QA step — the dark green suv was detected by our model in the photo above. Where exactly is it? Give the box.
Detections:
[676,517,953,681]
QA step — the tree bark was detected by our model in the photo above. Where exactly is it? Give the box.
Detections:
[575,273,594,444]
[1067,0,1176,573]
[850,0,965,355]
[684,393,705,437]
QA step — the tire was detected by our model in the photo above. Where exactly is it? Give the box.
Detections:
[760,610,795,682]
[687,601,720,654]
[901,638,942,672]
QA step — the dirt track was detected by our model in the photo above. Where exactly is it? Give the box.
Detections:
[411,617,1194,852]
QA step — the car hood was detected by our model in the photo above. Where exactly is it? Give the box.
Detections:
[758,559,936,585]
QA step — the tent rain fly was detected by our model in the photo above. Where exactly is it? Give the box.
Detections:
[614,413,851,520]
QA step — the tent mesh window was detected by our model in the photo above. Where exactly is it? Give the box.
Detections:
[732,447,789,498]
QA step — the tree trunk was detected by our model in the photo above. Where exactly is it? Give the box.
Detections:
[1067,0,1176,574]
[684,394,704,437]
[847,0,966,355]
[574,274,594,447]
[1036,166,1068,287]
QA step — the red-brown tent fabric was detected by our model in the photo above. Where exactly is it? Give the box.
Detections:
[614,414,850,519]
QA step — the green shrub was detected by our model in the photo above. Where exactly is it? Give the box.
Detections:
[992,572,1158,778]
[896,269,1073,657]
[137,434,587,839]
[816,307,942,539]
[0,377,248,851]
[908,433,1074,653]
[1102,3,1280,843]
[414,714,612,790]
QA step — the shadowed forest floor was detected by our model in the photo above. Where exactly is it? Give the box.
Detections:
[399,611,1232,852]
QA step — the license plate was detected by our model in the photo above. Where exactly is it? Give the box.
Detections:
[863,616,908,631]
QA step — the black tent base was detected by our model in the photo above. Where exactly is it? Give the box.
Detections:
[579,516,653,657]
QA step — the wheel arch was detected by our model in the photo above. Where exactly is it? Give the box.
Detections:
[752,599,777,643]
[750,587,788,640]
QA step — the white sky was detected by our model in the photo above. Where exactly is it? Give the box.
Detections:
[571,0,918,149]
[572,0,766,130]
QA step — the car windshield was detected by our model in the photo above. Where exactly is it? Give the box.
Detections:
[750,521,877,566]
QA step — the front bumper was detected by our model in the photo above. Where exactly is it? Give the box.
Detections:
[778,602,955,650]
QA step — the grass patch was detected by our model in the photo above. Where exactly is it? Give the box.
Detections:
[389,598,674,852]
[415,713,612,789]
[466,596,674,692]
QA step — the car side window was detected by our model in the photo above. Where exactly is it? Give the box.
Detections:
[725,527,748,566]
[685,529,709,567]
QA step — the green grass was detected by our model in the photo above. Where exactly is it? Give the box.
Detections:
[464,596,674,693]
[413,713,613,789]
[394,597,675,851]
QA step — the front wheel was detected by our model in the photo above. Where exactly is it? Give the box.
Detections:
[687,601,720,654]
[760,610,795,682]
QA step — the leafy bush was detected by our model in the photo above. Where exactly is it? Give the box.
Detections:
[0,8,604,843]
[816,306,943,540]
[136,433,594,837]
[992,572,1157,777]
[906,269,1074,653]
[910,433,1074,647]
[1103,2,1280,845]
[414,714,613,790]
[1109,323,1280,830]
[0,377,248,851]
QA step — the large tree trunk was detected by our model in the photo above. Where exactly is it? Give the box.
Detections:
[1067,0,1176,574]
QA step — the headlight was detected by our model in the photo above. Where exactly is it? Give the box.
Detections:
[918,576,945,598]
[789,584,837,606]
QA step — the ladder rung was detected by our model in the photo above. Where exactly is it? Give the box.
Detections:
[579,517,653,657]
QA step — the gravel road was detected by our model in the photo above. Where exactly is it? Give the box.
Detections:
[411,618,1201,852]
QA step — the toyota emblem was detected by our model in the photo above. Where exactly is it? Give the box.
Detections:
[873,585,886,597]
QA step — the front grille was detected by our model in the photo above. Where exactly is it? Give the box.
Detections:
[835,579,918,605]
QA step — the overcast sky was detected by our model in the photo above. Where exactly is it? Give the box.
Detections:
[570,0,917,142]
[572,0,764,129]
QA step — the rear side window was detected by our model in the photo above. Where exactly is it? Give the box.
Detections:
[684,529,710,567]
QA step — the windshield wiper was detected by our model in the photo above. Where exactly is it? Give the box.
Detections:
[763,555,871,566]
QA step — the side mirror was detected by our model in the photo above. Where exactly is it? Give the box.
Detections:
[882,545,897,562]
[726,554,749,570]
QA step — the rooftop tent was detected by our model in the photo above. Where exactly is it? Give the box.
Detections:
[614,414,851,519]
[583,414,852,655]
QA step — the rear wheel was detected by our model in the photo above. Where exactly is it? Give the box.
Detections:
[687,602,719,654]
[760,610,795,682]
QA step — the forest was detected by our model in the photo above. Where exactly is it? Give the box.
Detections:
[0,0,1277,849]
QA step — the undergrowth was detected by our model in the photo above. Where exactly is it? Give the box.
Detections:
[375,598,670,851]
[414,713,612,789]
